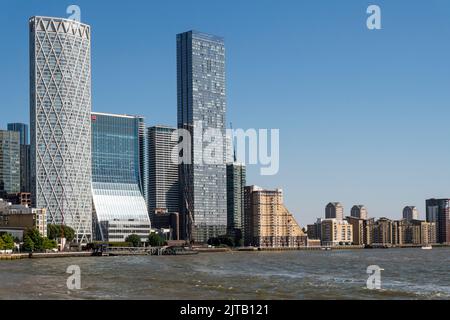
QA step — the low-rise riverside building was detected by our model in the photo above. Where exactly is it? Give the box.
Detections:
[0,198,47,239]
[320,219,353,246]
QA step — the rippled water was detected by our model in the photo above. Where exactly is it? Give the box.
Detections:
[1,248,449,300]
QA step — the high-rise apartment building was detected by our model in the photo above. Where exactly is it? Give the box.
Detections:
[0,130,20,195]
[325,202,344,220]
[426,199,450,244]
[8,123,31,193]
[91,112,151,242]
[403,206,419,221]
[147,126,179,215]
[351,205,368,220]
[226,162,246,242]
[373,218,394,245]
[177,30,227,243]
[30,16,92,243]
[346,216,365,245]
[244,186,306,248]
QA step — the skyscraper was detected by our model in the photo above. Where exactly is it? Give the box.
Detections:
[177,30,227,243]
[226,162,246,242]
[7,123,28,145]
[350,205,368,220]
[0,130,20,195]
[426,199,450,244]
[403,206,419,221]
[30,16,92,243]
[91,112,151,242]
[147,126,179,215]
[326,202,344,220]
[8,123,31,193]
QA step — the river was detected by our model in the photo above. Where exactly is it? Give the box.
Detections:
[1,248,449,300]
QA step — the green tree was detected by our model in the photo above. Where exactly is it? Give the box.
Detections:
[42,238,57,250]
[1,234,15,250]
[47,224,75,242]
[25,228,44,251]
[125,234,141,247]
[23,235,35,252]
[148,233,166,247]
[0,237,5,251]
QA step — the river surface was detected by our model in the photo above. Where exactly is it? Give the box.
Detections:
[1,248,449,300]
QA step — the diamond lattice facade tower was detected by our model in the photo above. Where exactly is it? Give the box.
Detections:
[29,16,92,243]
[177,31,227,243]
[91,113,151,242]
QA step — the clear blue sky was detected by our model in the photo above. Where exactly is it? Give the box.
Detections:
[1,0,450,226]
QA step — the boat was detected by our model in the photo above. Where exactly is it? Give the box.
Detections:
[164,246,199,256]
[421,245,432,250]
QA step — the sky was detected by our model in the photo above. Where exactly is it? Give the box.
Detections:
[1,0,450,226]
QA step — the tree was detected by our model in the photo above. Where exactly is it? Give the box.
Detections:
[23,235,35,252]
[42,238,57,250]
[0,237,4,251]
[208,235,234,247]
[25,228,43,250]
[1,234,15,250]
[148,233,166,247]
[125,234,141,247]
[47,224,75,242]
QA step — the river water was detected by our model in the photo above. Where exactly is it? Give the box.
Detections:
[0,248,449,300]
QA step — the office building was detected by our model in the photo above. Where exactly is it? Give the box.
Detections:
[226,162,245,243]
[320,219,353,246]
[351,205,368,220]
[30,16,92,243]
[7,123,28,145]
[147,126,179,215]
[403,206,419,221]
[8,123,31,193]
[0,130,20,196]
[177,30,227,243]
[244,186,306,248]
[426,199,450,244]
[325,202,344,220]
[91,112,151,242]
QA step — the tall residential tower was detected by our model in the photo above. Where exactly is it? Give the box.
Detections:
[177,30,227,242]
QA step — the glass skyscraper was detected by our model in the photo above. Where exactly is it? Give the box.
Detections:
[7,123,28,145]
[8,123,31,193]
[91,112,151,242]
[30,16,92,243]
[0,130,20,195]
[177,30,227,243]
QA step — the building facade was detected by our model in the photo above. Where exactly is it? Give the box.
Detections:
[91,112,151,242]
[8,123,31,193]
[244,186,306,248]
[177,30,227,243]
[426,199,450,244]
[325,202,344,220]
[0,198,47,238]
[147,126,179,215]
[0,131,20,196]
[373,218,394,245]
[346,216,365,245]
[30,16,92,243]
[226,162,245,243]
[320,219,353,246]
[403,206,419,221]
[350,205,368,220]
